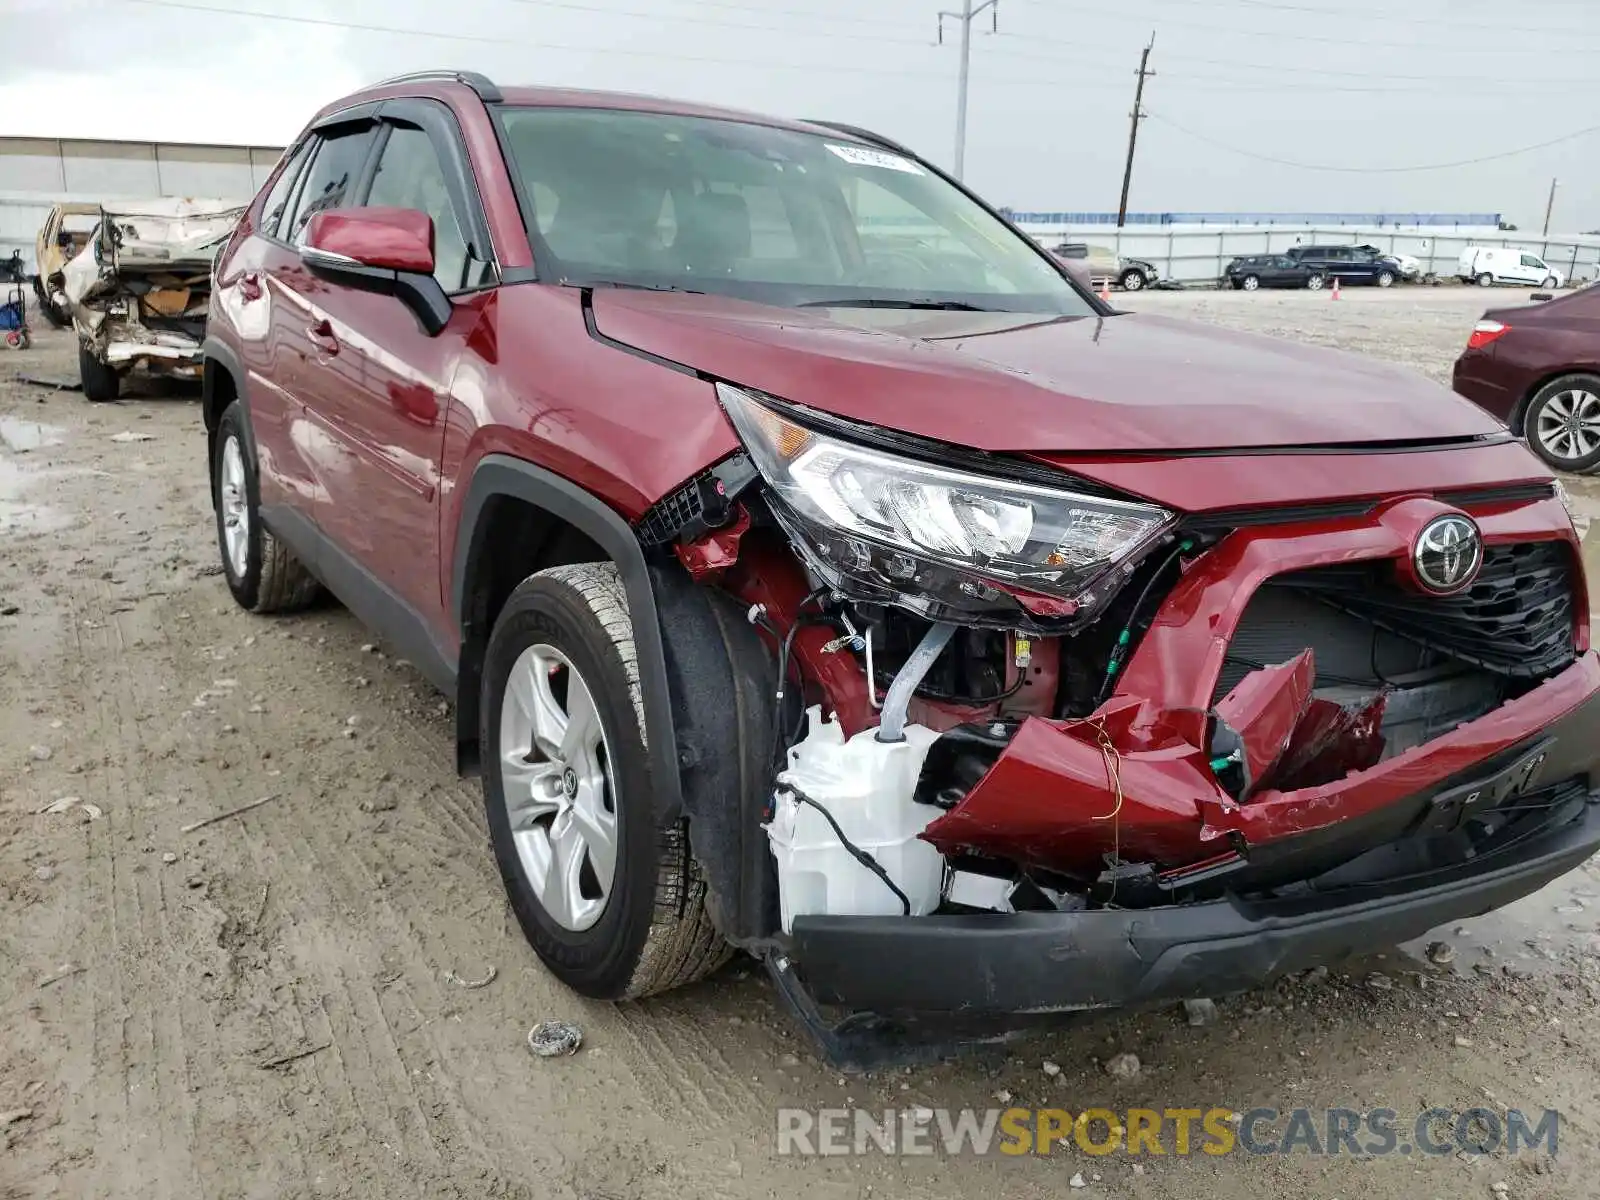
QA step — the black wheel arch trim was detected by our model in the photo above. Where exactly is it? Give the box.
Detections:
[201,336,257,504]
[452,454,686,824]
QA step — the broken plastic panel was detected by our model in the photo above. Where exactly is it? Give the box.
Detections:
[1207,649,1315,799]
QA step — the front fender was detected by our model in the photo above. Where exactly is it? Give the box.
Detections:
[451,454,686,824]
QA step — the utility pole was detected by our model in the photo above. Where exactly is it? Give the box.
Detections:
[938,0,999,181]
[1116,32,1156,228]
[1542,177,1559,236]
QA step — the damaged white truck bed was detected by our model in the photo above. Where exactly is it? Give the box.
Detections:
[61,197,245,400]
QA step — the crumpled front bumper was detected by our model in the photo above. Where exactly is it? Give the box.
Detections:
[791,660,1600,1016]
[794,720,1600,1017]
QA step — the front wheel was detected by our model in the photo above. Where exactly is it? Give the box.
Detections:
[1524,375,1600,473]
[1476,273,1495,287]
[1241,274,1261,291]
[1377,270,1395,287]
[1119,268,1146,292]
[1543,276,1559,289]
[1305,273,1325,290]
[483,562,730,999]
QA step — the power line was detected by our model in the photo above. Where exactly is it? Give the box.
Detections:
[989,29,1600,85]
[1003,0,1600,53]
[107,0,1600,102]
[1158,0,1600,39]
[500,0,938,45]
[1145,110,1600,172]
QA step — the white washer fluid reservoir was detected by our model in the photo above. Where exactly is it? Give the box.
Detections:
[765,706,947,932]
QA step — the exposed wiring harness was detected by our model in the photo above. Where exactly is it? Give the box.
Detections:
[1095,538,1194,706]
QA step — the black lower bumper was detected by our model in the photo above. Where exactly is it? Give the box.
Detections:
[791,790,1600,1017]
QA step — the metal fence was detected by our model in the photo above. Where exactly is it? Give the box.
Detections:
[1013,221,1600,288]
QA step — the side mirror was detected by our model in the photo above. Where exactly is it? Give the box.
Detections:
[300,207,450,336]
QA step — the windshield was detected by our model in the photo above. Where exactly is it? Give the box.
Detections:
[496,106,1093,315]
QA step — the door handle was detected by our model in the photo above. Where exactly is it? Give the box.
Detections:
[239,272,263,302]
[306,319,339,356]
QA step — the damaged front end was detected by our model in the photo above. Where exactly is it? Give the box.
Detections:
[62,198,246,381]
[641,386,1600,1045]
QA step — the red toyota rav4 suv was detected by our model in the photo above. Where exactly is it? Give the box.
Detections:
[204,70,1600,1061]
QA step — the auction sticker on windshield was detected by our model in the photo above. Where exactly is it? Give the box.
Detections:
[825,143,925,174]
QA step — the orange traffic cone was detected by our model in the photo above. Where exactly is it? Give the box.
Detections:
[1098,279,1111,302]
[1330,277,1341,300]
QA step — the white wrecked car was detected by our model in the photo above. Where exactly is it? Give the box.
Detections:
[61,198,246,401]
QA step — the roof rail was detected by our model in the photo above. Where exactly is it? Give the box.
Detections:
[802,119,914,159]
[368,70,503,103]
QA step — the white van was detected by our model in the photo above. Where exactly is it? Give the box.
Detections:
[1457,246,1565,288]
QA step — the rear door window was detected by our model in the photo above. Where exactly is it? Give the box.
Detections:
[284,124,376,245]
[258,141,313,241]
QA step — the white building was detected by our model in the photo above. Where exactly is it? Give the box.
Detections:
[0,135,284,273]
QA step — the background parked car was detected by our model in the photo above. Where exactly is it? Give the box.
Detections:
[1457,246,1565,289]
[1048,241,1119,287]
[1452,282,1600,471]
[1117,256,1159,291]
[1284,243,1401,287]
[1388,252,1424,281]
[32,202,102,329]
[1224,253,1319,290]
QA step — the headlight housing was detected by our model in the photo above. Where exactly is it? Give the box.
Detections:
[718,383,1177,630]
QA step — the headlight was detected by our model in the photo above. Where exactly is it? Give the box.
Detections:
[718,383,1176,629]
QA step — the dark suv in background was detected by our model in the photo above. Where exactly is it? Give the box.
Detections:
[1285,244,1401,288]
[201,69,1600,1062]
[1224,254,1318,290]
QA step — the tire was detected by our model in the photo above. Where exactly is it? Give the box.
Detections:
[78,341,120,402]
[1523,374,1600,473]
[1476,273,1494,287]
[483,562,730,1000]
[1377,270,1395,288]
[1543,276,1559,289]
[1306,273,1325,290]
[212,402,321,613]
[1241,274,1260,291]
[1119,268,1146,292]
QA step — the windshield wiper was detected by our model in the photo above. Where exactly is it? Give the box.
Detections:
[795,297,997,311]
[574,278,705,294]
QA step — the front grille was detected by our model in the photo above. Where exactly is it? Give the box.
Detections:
[1273,541,1577,679]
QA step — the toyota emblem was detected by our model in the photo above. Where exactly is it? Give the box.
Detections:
[1412,514,1483,594]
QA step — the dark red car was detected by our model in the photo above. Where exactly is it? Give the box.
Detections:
[1453,284,1600,473]
[203,70,1599,1061]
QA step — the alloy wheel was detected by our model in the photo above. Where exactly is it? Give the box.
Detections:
[498,644,617,932]
[1536,389,1600,463]
[1242,275,1260,291]
[219,435,250,579]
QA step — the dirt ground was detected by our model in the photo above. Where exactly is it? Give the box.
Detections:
[4,289,1600,1200]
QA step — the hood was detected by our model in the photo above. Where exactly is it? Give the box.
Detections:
[589,291,1502,454]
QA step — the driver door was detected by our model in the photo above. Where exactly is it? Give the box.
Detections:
[291,100,496,639]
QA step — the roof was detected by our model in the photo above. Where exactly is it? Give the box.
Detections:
[318,77,863,142]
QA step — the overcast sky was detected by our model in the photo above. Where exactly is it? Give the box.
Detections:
[9,0,1599,228]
